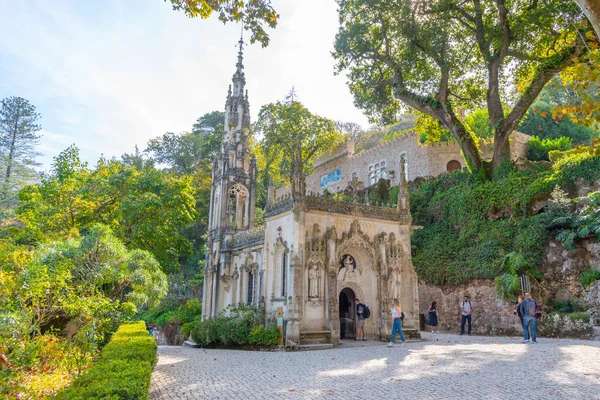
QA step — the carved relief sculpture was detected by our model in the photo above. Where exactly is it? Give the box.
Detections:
[308,264,319,299]
[389,267,401,299]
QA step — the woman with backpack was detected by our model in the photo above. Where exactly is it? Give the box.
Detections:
[428,301,439,333]
[387,298,406,347]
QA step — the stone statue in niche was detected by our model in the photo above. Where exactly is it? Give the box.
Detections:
[389,267,401,299]
[338,254,356,281]
[308,264,319,299]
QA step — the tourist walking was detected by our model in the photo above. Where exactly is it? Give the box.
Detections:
[355,298,367,341]
[519,293,539,343]
[387,298,406,346]
[428,301,439,333]
[459,295,473,336]
[514,295,524,329]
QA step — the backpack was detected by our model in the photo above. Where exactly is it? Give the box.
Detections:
[524,299,537,317]
[359,304,371,319]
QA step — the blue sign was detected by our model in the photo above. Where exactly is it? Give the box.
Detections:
[320,169,341,187]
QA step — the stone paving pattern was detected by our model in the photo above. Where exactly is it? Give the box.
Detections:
[150,333,600,400]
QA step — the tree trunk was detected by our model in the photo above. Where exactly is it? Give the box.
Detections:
[445,111,485,174]
[575,0,600,37]
[3,111,19,192]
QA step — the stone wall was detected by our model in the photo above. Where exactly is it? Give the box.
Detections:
[418,280,523,336]
[418,238,599,339]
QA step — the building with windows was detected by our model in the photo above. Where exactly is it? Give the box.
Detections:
[306,131,531,195]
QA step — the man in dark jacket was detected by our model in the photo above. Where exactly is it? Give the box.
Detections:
[519,293,539,344]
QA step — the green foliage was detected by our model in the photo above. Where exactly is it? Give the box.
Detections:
[465,109,493,139]
[545,298,586,314]
[166,0,278,47]
[56,321,157,400]
[16,146,197,272]
[566,312,590,323]
[333,0,595,175]
[190,303,278,347]
[248,325,280,346]
[548,191,600,251]
[526,136,573,161]
[254,101,343,185]
[138,296,201,329]
[581,269,600,287]
[519,102,597,145]
[495,273,522,301]
[409,150,600,286]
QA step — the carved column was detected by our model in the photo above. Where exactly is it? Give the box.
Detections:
[325,227,340,344]
[285,253,302,347]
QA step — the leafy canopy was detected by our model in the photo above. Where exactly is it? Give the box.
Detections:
[254,101,343,184]
[166,0,278,47]
[16,146,197,272]
[333,0,596,175]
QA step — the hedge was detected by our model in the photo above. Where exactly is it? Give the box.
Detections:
[56,321,157,400]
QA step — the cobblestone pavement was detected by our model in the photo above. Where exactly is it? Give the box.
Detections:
[150,333,600,400]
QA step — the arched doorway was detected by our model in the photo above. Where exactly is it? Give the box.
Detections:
[447,160,462,172]
[339,287,356,339]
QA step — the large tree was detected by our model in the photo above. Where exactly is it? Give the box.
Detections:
[166,0,278,46]
[0,96,41,211]
[17,146,196,272]
[575,0,600,37]
[254,101,343,190]
[334,0,596,176]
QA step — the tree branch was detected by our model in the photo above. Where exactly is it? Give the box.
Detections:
[499,31,590,139]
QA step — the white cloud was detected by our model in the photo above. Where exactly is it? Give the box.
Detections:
[0,0,370,169]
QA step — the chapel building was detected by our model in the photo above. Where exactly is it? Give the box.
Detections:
[201,43,529,346]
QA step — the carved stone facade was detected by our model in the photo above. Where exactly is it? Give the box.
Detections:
[202,43,421,346]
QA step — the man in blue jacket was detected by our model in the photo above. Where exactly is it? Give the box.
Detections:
[519,293,539,344]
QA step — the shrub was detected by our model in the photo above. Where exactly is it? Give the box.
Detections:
[56,321,156,400]
[566,312,590,323]
[190,304,278,347]
[526,136,572,162]
[248,325,280,345]
[581,269,600,287]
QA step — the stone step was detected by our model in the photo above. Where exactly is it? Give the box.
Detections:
[300,330,332,345]
[297,343,335,351]
[183,340,201,348]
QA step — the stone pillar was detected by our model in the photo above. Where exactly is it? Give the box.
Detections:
[285,254,301,347]
[327,270,340,344]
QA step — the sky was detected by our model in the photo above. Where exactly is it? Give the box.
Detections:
[0,0,370,170]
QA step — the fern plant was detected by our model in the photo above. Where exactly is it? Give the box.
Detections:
[551,191,600,251]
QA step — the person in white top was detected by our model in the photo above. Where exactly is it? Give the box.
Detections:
[460,295,473,336]
[387,298,406,347]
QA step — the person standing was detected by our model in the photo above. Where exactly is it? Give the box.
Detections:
[387,298,406,347]
[428,301,439,333]
[519,293,539,344]
[514,295,524,329]
[355,298,367,341]
[459,295,473,336]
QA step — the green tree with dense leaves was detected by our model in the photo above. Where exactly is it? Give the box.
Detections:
[16,146,196,272]
[253,101,343,188]
[0,97,42,214]
[145,111,224,276]
[333,0,597,176]
[166,0,278,47]
[519,102,597,144]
